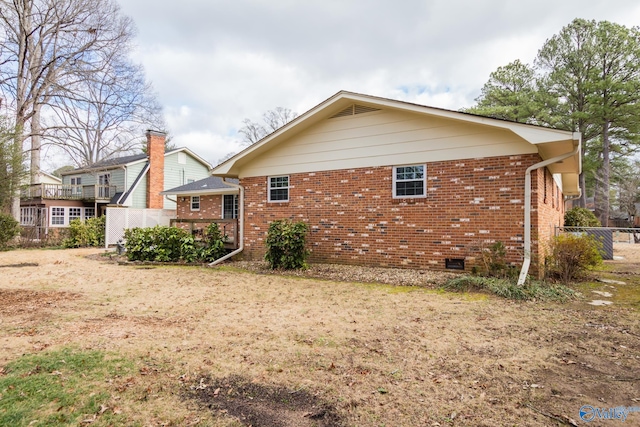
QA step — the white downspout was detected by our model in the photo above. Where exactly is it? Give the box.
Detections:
[209,180,244,266]
[517,143,581,286]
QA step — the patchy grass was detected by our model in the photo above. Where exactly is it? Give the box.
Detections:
[0,247,639,426]
[0,348,133,427]
[441,275,576,301]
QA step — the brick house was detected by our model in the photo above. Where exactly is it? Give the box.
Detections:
[20,130,211,239]
[209,91,581,278]
[162,176,239,245]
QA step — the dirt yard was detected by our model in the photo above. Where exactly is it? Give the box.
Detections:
[1,245,639,426]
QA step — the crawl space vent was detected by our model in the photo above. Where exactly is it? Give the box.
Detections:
[445,258,465,270]
[329,104,381,119]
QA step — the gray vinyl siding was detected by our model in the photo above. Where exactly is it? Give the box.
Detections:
[62,168,125,191]
[130,173,148,208]
[163,152,210,209]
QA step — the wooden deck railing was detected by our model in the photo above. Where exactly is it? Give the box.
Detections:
[169,218,239,249]
[21,184,117,201]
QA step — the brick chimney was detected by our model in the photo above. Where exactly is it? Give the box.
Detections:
[146,130,166,209]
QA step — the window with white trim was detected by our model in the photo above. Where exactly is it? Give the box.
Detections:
[223,194,238,219]
[20,207,37,226]
[191,196,200,211]
[393,164,426,198]
[84,208,95,220]
[268,175,289,202]
[69,207,82,222]
[49,207,96,227]
[51,207,65,225]
[70,176,82,197]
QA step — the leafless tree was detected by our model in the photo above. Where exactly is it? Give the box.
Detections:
[238,107,298,145]
[45,56,165,167]
[0,0,134,217]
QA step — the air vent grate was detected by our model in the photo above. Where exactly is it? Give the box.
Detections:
[330,104,380,119]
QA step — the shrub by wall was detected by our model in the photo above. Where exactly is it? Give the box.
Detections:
[124,224,228,263]
[63,216,106,248]
[0,212,19,248]
[265,219,309,269]
[545,233,602,283]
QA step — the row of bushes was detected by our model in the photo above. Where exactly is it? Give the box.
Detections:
[123,223,227,263]
[122,219,311,268]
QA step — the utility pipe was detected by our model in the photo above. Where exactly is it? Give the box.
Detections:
[209,179,244,266]
[517,144,581,286]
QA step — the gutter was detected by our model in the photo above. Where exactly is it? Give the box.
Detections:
[208,179,244,266]
[517,143,581,286]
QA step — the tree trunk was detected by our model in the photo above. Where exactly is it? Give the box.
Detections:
[30,105,41,184]
[594,121,611,226]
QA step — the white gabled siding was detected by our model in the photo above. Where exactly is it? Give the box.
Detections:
[239,109,538,178]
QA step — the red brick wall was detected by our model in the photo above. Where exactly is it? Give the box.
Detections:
[533,168,566,273]
[175,194,223,220]
[240,154,555,273]
[146,130,166,209]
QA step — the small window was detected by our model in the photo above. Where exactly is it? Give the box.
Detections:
[69,207,82,222]
[51,207,65,226]
[187,179,195,184]
[393,165,426,198]
[191,196,200,211]
[268,175,289,202]
[84,208,95,220]
[178,152,187,164]
[223,194,238,219]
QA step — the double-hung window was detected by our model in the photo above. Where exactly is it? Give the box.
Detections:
[190,196,200,211]
[393,164,426,198]
[51,207,65,225]
[69,207,82,222]
[268,175,289,202]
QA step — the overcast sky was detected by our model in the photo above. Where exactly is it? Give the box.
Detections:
[81,0,640,169]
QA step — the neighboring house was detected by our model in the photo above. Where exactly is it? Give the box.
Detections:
[209,91,581,276]
[20,131,212,237]
[162,176,239,245]
[20,171,63,186]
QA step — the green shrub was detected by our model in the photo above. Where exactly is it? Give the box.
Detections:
[441,275,575,301]
[265,219,309,269]
[545,233,602,283]
[564,207,601,227]
[124,226,197,262]
[0,212,20,248]
[197,223,228,262]
[123,224,229,263]
[474,241,518,278]
[63,216,106,248]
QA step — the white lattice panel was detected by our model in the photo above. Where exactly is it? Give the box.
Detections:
[105,208,176,247]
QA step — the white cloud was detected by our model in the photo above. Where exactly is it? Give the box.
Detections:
[105,0,640,170]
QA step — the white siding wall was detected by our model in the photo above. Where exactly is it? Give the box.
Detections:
[163,152,210,209]
[239,109,538,178]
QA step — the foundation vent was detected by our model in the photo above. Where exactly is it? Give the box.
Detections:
[330,104,380,119]
[445,258,465,270]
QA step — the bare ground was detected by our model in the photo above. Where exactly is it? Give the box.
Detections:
[0,245,639,426]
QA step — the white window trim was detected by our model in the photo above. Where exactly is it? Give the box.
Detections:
[190,195,200,211]
[268,175,290,203]
[393,164,427,199]
[49,206,95,227]
[50,207,66,227]
[70,175,82,196]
